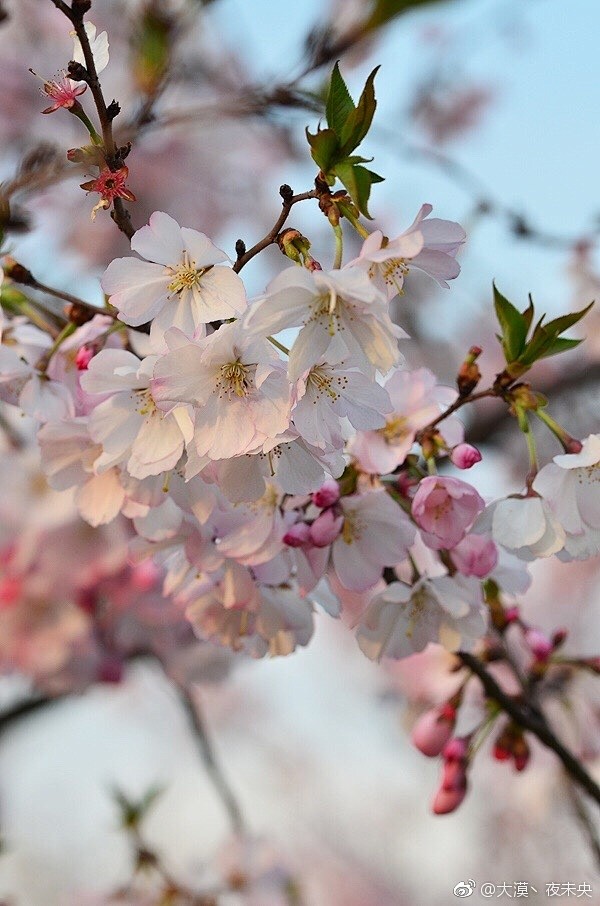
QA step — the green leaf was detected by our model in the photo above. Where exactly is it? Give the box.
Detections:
[521,295,535,332]
[540,301,594,337]
[536,336,583,360]
[305,126,340,174]
[493,283,528,362]
[333,160,378,218]
[325,62,355,137]
[340,66,379,155]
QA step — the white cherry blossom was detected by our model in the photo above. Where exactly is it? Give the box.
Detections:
[475,494,565,561]
[102,212,247,348]
[152,323,290,461]
[80,348,192,479]
[244,265,405,380]
[356,575,487,661]
[533,434,600,560]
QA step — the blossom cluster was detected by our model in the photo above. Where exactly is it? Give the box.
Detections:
[2,198,597,683]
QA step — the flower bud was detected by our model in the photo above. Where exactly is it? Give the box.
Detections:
[75,344,94,370]
[432,781,467,815]
[450,443,482,470]
[411,705,456,757]
[309,509,343,547]
[524,628,553,662]
[442,737,469,762]
[312,480,340,509]
[283,523,311,548]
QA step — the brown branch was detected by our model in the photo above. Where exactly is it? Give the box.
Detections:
[49,1,135,239]
[458,651,600,807]
[232,187,318,274]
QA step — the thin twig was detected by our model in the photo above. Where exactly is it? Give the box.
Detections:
[178,685,245,834]
[233,188,317,273]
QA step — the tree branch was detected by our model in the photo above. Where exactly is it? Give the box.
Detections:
[232,187,318,274]
[178,685,245,835]
[458,651,600,807]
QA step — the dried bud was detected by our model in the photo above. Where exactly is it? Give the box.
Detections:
[67,61,89,83]
[65,302,96,326]
[279,184,294,202]
[2,258,34,285]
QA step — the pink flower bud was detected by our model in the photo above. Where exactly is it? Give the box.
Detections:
[525,628,553,662]
[312,480,340,509]
[493,742,511,762]
[309,509,343,547]
[283,523,311,548]
[75,344,94,370]
[442,737,469,762]
[131,560,160,591]
[411,706,456,757]
[412,476,484,550]
[504,606,520,623]
[0,576,22,606]
[450,443,482,469]
[552,628,568,648]
[450,534,498,578]
[432,782,467,815]
[441,759,467,792]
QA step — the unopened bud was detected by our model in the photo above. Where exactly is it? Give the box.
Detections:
[524,628,553,662]
[309,509,343,547]
[450,443,482,470]
[283,523,311,548]
[312,480,340,509]
[432,780,467,815]
[457,348,482,396]
[75,345,94,370]
[411,705,456,757]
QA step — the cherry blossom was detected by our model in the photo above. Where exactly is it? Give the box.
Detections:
[244,265,405,380]
[80,348,192,479]
[331,489,416,592]
[152,323,290,461]
[411,475,485,550]
[476,494,566,561]
[291,357,392,450]
[349,367,462,474]
[346,204,466,299]
[102,212,246,346]
[533,434,600,560]
[356,575,487,660]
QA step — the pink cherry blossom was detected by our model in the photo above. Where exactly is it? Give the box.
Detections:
[349,367,463,475]
[450,533,498,578]
[412,476,485,550]
[331,489,416,592]
[346,204,466,299]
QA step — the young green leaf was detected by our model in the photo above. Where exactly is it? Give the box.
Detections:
[536,336,583,360]
[326,63,355,137]
[305,126,340,174]
[340,66,380,155]
[333,159,381,218]
[493,283,528,362]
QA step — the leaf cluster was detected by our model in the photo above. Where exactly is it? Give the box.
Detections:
[306,63,383,217]
[493,283,593,375]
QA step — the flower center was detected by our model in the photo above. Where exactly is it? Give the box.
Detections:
[167,252,204,296]
[134,388,158,416]
[341,509,363,544]
[217,360,252,398]
[370,258,409,295]
[307,366,343,401]
[380,415,410,445]
[406,586,429,638]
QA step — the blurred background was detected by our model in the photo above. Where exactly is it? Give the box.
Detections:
[0,0,598,903]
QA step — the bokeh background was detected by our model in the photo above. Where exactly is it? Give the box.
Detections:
[0,0,598,903]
